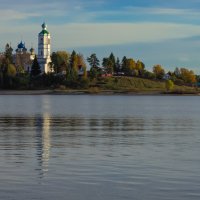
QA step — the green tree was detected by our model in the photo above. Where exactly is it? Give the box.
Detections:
[31,56,41,76]
[89,67,99,80]
[115,57,121,73]
[121,56,127,73]
[102,57,113,74]
[165,80,174,91]
[4,43,13,63]
[87,54,100,68]
[109,53,116,72]
[51,51,69,73]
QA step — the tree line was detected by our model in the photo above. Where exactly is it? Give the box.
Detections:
[0,43,198,89]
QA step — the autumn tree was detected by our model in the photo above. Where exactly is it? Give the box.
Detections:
[76,54,87,79]
[180,68,196,84]
[136,60,145,71]
[121,57,137,75]
[69,50,78,81]
[153,64,165,79]
[0,57,16,88]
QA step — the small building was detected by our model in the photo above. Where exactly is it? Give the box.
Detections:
[163,73,171,80]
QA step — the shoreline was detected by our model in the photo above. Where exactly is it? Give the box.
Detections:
[0,89,199,96]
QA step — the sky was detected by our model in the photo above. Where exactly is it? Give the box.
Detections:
[1,0,200,73]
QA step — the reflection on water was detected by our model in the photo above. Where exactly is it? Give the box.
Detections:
[0,95,200,200]
[36,113,51,177]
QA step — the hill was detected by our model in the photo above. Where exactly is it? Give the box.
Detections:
[89,76,198,94]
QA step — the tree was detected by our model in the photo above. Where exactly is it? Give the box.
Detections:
[69,50,78,81]
[121,57,136,75]
[89,67,99,80]
[136,60,145,77]
[70,50,78,69]
[51,51,69,73]
[180,68,196,84]
[127,59,136,71]
[77,54,87,79]
[77,54,86,68]
[136,60,145,71]
[153,64,165,79]
[109,53,116,72]
[0,57,16,88]
[7,64,16,77]
[121,56,127,73]
[174,67,181,78]
[4,43,13,63]
[115,57,121,73]
[102,57,113,74]
[165,80,174,91]
[87,54,100,68]
[31,56,41,76]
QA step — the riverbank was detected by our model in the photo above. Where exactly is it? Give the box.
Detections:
[0,77,199,95]
[0,89,199,95]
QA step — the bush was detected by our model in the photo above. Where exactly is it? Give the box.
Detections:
[165,80,174,91]
[88,87,101,94]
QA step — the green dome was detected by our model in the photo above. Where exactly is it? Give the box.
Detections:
[40,29,49,35]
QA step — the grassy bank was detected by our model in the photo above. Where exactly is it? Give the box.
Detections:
[0,76,199,95]
[92,77,198,94]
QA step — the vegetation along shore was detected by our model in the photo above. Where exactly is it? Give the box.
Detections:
[0,44,199,95]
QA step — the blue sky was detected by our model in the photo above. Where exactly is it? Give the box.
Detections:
[1,0,200,73]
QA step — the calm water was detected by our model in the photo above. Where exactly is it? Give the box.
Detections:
[0,95,200,200]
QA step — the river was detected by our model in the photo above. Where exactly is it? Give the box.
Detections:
[0,95,199,200]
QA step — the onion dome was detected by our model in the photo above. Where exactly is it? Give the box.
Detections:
[18,41,25,49]
[30,47,35,53]
[40,22,49,35]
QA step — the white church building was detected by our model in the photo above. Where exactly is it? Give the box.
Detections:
[37,23,52,73]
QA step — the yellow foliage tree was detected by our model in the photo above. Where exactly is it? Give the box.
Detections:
[180,68,196,84]
[153,64,165,79]
[7,64,16,77]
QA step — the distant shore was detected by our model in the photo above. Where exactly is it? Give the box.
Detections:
[0,89,199,96]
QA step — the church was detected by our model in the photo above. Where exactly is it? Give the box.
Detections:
[14,23,52,74]
[37,22,52,73]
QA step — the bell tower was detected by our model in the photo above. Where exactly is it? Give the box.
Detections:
[38,23,52,73]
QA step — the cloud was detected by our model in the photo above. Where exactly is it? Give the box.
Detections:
[0,9,41,20]
[1,22,200,48]
[50,22,200,48]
